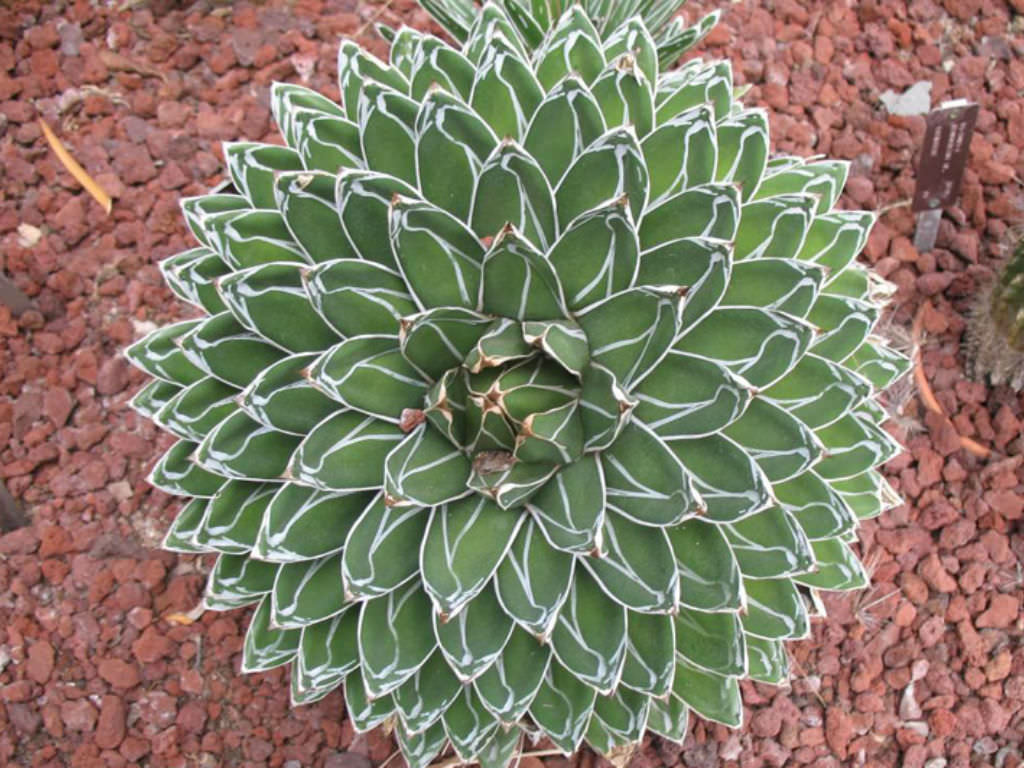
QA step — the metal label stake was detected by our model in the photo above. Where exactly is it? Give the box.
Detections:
[912,99,979,253]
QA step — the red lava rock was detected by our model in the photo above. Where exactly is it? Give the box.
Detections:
[132,625,176,663]
[94,695,127,750]
[61,699,98,732]
[96,356,130,396]
[976,594,1020,629]
[919,553,958,593]
[25,639,55,684]
[97,658,141,689]
[324,753,373,768]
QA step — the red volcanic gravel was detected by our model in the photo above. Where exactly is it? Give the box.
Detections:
[1,0,1023,767]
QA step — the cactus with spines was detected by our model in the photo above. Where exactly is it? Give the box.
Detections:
[126,3,909,766]
[967,234,1024,390]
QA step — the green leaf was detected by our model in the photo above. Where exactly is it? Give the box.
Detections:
[303,259,417,338]
[289,410,404,491]
[795,537,869,591]
[396,722,449,768]
[808,294,879,362]
[832,470,901,521]
[477,725,522,768]
[584,510,678,612]
[160,247,209,306]
[207,209,309,269]
[588,687,649,753]
[671,660,742,727]
[358,582,435,696]
[409,35,475,101]
[733,193,817,261]
[463,318,533,374]
[415,87,498,221]
[358,83,419,185]
[620,611,674,697]
[156,376,239,442]
[578,362,634,452]
[604,16,658,85]
[814,413,901,481]
[149,440,227,498]
[551,567,627,692]
[534,5,605,88]
[271,554,346,628]
[181,193,248,251]
[723,259,825,318]
[393,651,462,734]
[384,425,473,507]
[205,554,276,610]
[547,197,639,312]
[480,226,566,320]
[654,10,720,67]
[514,400,584,465]
[674,606,745,677]
[311,336,428,422]
[646,694,689,742]
[529,660,597,753]
[132,378,182,422]
[762,353,871,430]
[521,320,590,377]
[295,607,359,692]
[577,287,682,389]
[656,59,732,122]
[275,171,356,263]
[636,237,731,330]
[338,39,409,120]
[162,497,212,554]
[344,668,394,732]
[725,506,814,579]
[742,577,810,639]
[642,105,716,204]
[435,583,514,681]
[336,170,418,269]
[524,76,606,185]
[471,141,556,250]
[774,470,857,540]
[270,81,346,150]
[715,108,768,200]
[600,421,696,525]
[195,480,273,554]
[470,35,543,140]
[293,113,363,174]
[254,486,371,563]
[241,596,299,673]
[798,211,875,273]
[666,518,743,612]
[843,338,911,391]
[639,183,740,250]
[494,517,574,637]
[241,353,342,436]
[468,459,559,510]
[444,685,501,761]
[746,635,790,685]
[422,495,523,616]
[400,307,492,381]
[224,142,304,209]
[591,54,655,137]
[391,196,485,310]
[195,411,301,481]
[181,312,287,389]
[424,369,470,447]
[754,160,850,215]
[474,626,551,721]
[555,127,648,228]
[218,262,340,353]
[465,4,527,64]
[633,352,752,439]
[676,307,814,389]
[528,455,604,553]
[666,434,772,523]
[126,319,206,386]
[723,398,823,483]
[342,496,428,599]
[163,248,230,314]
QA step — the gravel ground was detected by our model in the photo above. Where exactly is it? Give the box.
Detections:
[0,0,1022,767]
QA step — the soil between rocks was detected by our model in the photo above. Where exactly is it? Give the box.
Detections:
[0,0,1023,767]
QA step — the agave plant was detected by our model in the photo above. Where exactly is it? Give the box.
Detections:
[967,233,1024,390]
[127,2,909,766]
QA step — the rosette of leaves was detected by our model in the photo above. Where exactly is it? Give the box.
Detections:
[967,234,1024,390]
[126,3,909,766]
